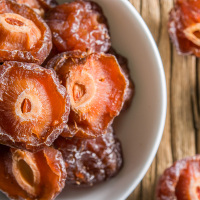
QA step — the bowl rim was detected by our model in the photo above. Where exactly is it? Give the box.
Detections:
[119,0,167,199]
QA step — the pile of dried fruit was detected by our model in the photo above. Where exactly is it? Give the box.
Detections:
[0,0,134,199]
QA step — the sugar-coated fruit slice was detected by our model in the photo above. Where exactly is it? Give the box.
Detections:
[45,0,110,53]
[156,155,200,200]
[0,0,52,64]
[168,0,200,57]
[54,126,123,186]
[15,0,45,17]
[0,61,70,152]
[108,48,135,110]
[47,51,128,138]
[15,0,58,17]
[0,145,66,200]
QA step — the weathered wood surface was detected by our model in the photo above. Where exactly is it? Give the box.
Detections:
[127,0,199,199]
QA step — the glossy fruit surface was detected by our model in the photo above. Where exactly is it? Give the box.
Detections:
[47,51,127,138]
[156,155,200,200]
[0,0,52,64]
[169,0,200,57]
[54,126,123,186]
[46,0,110,53]
[0,61,70,152]
[0,145,66,200]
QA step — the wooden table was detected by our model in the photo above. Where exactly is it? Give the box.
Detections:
[127,0,200,199]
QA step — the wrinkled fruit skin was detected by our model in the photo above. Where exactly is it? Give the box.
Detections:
[0,0,52,64]
[45,0,111,53]
[0,61,70,152]
[156,155,200,200]
[15,0,45,17]
[46,51,128,138]
[15,0,58,17]
[108,48,135,110]
[54,126,123,186]
[0,145,66,200]
[168,0,200,57]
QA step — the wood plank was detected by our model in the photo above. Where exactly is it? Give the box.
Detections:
[156,0,173,182]
[129,0,141,13]
[126,184,141,200]
[171,53,196,160]
[138,0,160,199]
[194,60,200,154]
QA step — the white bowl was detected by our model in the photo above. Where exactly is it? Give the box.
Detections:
[56,0,167,199]
[0,0,167,199]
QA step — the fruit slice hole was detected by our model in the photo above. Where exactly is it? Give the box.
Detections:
[5,18,24,26]
[21,98,31,113]
[73,83,86,103]
[17,159,34,186]
[183,23,200,46]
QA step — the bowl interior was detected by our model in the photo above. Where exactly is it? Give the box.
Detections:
[0,0,166,199]
[56,0,166,199]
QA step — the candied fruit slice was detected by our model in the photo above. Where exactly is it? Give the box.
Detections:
[45,0,110,53]
[108,48,135,110]
[0,0,52,64]
[15,0,58,17]
[0,13,41,51]
[156,155,200,200]
[0,61,70,152]
[15,0,45,17]
[0,145,66,200]
[47,51,127,138]
[168,0,200,57]
[54,126,123,186]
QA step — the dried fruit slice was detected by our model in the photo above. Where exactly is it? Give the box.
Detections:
[15,0,45,17]
[47,51,127,138]
[168,0,200,57]
[0,0,52,64]
[156,155,200,200]
[37,0,58,10]
[45,0,111,53]
[0,61,70,152]
[54,126,123,186]
[108,48,135,110]
[0,145,66,200]
[15,0,58,17]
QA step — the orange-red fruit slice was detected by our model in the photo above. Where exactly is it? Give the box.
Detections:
[108,48,135,110]
[168,0,200,57]
[54,126,123,186]
[15,0,58,17]
[156,155,200,200]
[0,61,70,152]
[47,51,128,138]
[45,0,111,53]
[15,0,45,17]
[0,145,66,200]
[0,0,52,64]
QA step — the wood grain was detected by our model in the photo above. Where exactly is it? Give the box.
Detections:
[127,0,198,199]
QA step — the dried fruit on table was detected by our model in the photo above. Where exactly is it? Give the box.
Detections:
[156,155,200,200]
[15,0,58,17]
[108,48,134,110]
[54,126,123,186]
[168,0,200,57]
[46,51,127,138]
[0,0,52,64]
[0,61,70,152]
[45,0,111,53]
[0,145,66,200]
